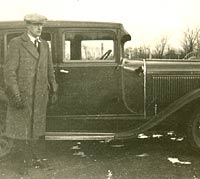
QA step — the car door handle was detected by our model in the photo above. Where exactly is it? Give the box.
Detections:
[60,69,69,74]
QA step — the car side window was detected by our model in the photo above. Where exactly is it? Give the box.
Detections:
[81,40,113,60]
[6,31,52,53]
[6,31,52,47]
[5,32,24,62]
[63,31,115,62]
[41,32,52,51]
[4,31,54,64]
[7,32,24,44]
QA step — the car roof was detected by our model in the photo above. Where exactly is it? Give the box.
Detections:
[0,20,131,42]
[0,20,124,29]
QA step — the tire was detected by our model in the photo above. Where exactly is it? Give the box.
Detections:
[187,111,200,153]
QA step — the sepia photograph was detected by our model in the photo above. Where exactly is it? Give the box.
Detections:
[0,0,200,178]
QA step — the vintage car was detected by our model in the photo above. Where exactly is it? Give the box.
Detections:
[0,20,200,157]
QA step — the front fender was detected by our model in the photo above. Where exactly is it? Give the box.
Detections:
[115,88,200,140]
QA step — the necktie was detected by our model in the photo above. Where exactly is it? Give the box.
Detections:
[34,39,40,53]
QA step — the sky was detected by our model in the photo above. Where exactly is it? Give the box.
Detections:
[0,0,199,50]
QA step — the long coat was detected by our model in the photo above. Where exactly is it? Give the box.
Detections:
[3,33,57,140]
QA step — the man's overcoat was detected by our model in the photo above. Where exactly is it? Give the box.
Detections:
[4,33,57,140]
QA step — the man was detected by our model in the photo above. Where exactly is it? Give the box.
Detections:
[3,13,58,175]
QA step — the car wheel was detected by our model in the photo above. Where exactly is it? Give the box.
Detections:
[0,136,13,158]
[187,111,200,153]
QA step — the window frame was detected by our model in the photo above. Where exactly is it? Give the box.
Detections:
[62,29,117,63]
[3,30,25,62]
[3,30,54,62]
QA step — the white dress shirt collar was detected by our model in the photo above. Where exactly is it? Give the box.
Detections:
[27,33,41,43]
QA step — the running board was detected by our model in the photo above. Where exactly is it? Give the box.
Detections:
[45,132,115,141]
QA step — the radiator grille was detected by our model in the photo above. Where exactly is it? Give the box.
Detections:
[152,75,200,105]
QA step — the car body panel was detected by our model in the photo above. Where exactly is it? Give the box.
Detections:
[0,21,200,141]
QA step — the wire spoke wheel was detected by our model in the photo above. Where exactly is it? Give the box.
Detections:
[187,112,200,153]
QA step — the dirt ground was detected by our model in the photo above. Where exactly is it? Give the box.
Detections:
[0,131,200,179]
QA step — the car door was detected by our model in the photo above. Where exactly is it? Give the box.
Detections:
[47,29,130,132]
[54,30,122,115]
[48,28,146,134]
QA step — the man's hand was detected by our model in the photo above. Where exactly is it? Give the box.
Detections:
[49,92,58,105]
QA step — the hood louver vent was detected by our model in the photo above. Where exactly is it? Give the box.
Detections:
[152,75,200,105]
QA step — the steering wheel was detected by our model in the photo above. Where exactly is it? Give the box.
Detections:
[100,50,112,60]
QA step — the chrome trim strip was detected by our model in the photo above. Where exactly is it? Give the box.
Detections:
[45,132,115,141]
[47,114,144,120]
[56,62,118,68]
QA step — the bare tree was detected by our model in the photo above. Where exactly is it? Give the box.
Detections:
[153,36,168,59]
[181,27,200,57]
[124,45,150,59]
[164,46,180,59]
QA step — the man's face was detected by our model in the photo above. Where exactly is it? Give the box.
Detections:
[27,23,43,37]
